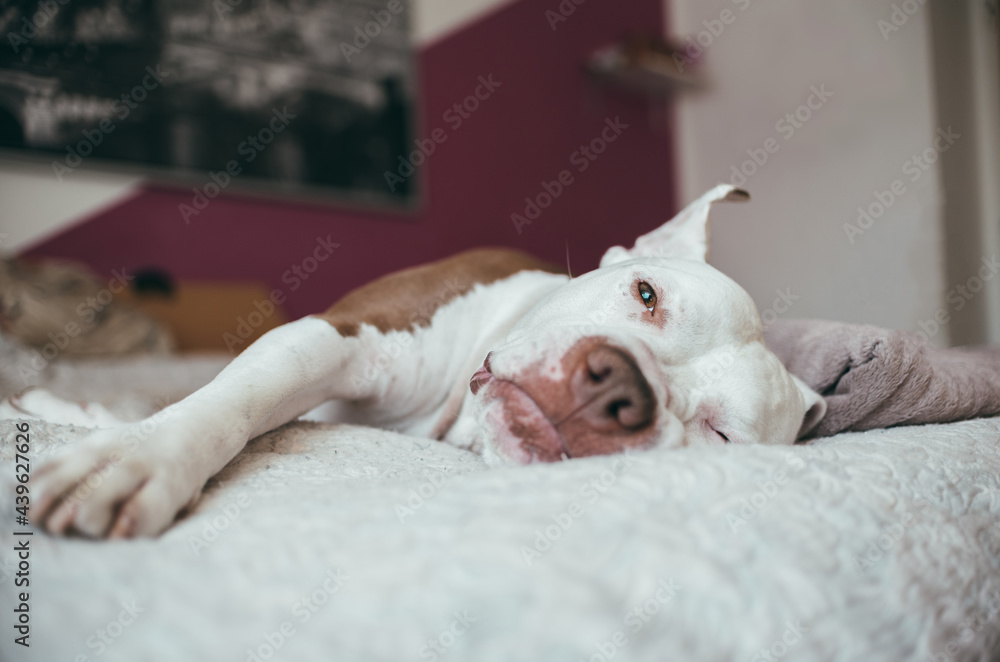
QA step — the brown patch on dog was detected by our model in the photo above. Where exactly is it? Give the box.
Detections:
[314,248,565,337]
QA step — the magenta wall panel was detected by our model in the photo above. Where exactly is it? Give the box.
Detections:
[25,0,675,319]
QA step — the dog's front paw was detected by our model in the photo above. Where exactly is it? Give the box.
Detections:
[32,422,203,539]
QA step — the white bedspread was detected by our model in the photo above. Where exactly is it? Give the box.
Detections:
[1,358,999,661]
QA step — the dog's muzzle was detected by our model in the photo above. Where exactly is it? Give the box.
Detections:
[471,340,660,462]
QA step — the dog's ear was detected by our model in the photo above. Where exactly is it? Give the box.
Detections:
[600,184,749,267]
[792,374,827,439]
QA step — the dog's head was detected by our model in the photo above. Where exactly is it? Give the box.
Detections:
[469,185,826,465]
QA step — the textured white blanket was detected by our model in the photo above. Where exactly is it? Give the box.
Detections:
[1,360,999,661]
[2,417,999,661]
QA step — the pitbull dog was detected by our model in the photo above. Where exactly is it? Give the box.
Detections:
[30,184,826,538]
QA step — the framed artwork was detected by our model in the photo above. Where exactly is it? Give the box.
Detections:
[0,0,417,211]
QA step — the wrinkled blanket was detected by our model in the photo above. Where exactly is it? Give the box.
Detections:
[764,319,1000,438]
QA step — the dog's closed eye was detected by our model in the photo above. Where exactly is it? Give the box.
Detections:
[637,281,657,314]
[704,421,732,444]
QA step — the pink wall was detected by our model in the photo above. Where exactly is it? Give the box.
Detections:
[26,0,675,319]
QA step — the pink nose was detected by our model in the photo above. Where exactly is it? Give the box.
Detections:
[566,345,655,434]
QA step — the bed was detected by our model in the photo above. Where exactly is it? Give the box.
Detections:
[1,347,998,662]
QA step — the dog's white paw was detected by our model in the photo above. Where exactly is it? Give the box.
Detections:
[1,388,123,428]
[32,421,204,539]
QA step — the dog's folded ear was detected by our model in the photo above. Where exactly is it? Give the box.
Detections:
[600,184,749,267]
[792,374,827,440]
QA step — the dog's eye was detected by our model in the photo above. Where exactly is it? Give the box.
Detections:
[637,281,657,312]
[714,429,730,444]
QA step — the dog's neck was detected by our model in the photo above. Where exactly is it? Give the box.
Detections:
[313,256,568,444]
[372,270,566,444]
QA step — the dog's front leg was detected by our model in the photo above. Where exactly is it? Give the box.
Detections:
[31,317,369,538]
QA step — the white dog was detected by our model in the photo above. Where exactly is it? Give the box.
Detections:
[30,184,825,538]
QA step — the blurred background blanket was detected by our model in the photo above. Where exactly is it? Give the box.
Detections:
[764,319,1000,438]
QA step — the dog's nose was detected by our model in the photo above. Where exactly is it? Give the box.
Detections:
[567,345,655,433]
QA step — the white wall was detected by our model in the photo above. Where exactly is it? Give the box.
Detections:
[0,156,141,252]
[668,0,950,342]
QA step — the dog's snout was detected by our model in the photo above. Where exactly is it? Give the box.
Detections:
[483,338,660,462]
[573,345,655,432]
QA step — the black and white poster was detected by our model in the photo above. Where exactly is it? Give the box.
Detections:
[0,0,416,207]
